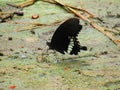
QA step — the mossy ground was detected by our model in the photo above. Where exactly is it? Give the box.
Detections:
[0,0,120,90]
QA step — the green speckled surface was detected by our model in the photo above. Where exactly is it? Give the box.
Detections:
[0,0,120,90]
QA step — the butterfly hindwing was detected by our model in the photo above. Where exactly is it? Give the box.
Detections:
[70,37,81,55]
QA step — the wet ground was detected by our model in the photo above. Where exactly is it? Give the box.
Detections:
[0,0,120,90]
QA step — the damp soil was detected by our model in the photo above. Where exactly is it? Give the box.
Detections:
[0,0,120,90]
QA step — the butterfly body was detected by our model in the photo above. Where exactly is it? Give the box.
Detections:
[47,18,87,55]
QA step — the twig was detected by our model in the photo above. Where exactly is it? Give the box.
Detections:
[104,28,119,34]
[13,21,47,26]
[90,22,119,45]
[67,7,91,23]
[50,0,120,45]
[13,21,61,32]
[43,0,94,18]
[16,0,120,45]
[6,2,20,8]
[17,0,35,8]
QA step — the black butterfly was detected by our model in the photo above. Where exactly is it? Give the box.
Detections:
[47,18,87,55]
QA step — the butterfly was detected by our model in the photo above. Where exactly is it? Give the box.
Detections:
[47,18,87,55]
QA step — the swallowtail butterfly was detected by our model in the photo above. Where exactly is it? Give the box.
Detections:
[47,18,87,55]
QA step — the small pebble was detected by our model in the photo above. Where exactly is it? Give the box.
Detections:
[32,14,39,19]
[30,30,35,34]
[0,35,2,37]
[0,53,4,56]
[9,85,16,89]
[37,48,42,50]
[19,53,27,59]
[8,37,12,41]
[100,51,108,55]
[14,11,24,16]
[10,49,13,51]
